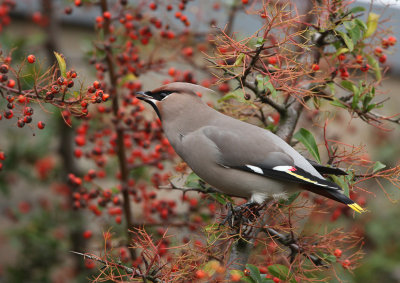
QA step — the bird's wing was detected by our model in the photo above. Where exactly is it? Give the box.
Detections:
[306,158,348,176]
[200,126,364,213]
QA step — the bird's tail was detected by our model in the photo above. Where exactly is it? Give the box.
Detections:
[327,189,365,213]
[305,185,365,213]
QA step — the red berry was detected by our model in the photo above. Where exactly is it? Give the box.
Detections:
[334,248,342,258]
[231,273,242,281]
[342,259,351,268]
[273,278,281,283]
[340,70,349,78]
[374,47,382,56]
[27,54,36,64]
[74,0,82,7]
[218,83,230,93]
[356,55,363,64]
[268,56,277,65]
[381,39,390,49]
[338,54,346,61]
[379,54,387,63]
[37,121,45,129]
[0,152,6,160]
[0,64,9,73]
[64,6,73,15]
[242,0,249,4]
[149,2,157,10]
[4,110,13,119]
[168,67,176,76]
[360,64,370,72]
[103,11,111,19]
[115,215,122,224]
[387,36,397,46]
[195,269,207,279]
[166,4,173,11]
[7,79,15,88]
[312,63,320,71]
[24,107,34,116]
[75,135,86,146]
[244,269,251,276]
[93,80,101,89]
[182,47,193,57]
[17,119,25,128]
[83,230,92,239]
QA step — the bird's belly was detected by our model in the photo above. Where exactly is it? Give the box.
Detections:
[192,165,300,201]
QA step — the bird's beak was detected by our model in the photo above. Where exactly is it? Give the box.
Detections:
[135,91,162,121]
[135,91,153,101]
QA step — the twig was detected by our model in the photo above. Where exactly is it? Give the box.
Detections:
[204,58,286,114]
[158,181,218,196]
[70,251,164,283]
[262,226,326,267]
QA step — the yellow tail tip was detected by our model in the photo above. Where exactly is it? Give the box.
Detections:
[348,203,366,213]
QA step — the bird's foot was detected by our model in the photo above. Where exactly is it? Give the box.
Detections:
[221,202,260,228]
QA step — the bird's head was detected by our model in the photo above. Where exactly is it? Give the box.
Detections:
[136,82,214,120]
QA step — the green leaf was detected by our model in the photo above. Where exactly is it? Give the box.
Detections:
[279,192,300,207]
[362,92,374,110]
[372,161,386,173]
[366,54,381,81]
[265,80,277,98]
[354,18,367,31]
[337,30,354,51]
[349,6,366,14]
[341,80,356,92]
[347,24,362,44]
[256,75,265,91]
[330,99,347,109]
[293,128,321,163]
[331,175,350,197]
[335,47,349,56]
[185,172,202,188]
[364,12,380,38]
[255,37,266,48]
[256,75,277,97]
[366,103,377,112]
[317,252,337,263]
[246,264,262,282]
[234,53,245,66]
[54,51,67,78]
[118,73,137,87]
[343,21,356,30]
[352,89,360,109]
[210,193,229,205]
[218,92,238,102]
[267,264,291,280]
[327,82,335,94]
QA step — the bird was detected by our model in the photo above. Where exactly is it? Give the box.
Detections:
[136,82,365,217]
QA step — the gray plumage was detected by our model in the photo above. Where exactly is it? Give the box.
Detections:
[137,82,364,213]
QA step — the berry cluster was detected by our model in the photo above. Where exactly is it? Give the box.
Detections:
[0,0,15,33]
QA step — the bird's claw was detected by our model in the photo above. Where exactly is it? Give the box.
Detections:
[221,202,260,228]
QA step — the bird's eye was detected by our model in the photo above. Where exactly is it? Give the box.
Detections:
[152,91,174,101]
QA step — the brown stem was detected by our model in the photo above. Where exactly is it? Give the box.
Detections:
[41,0,87,274]
[100,0,135,260]
[225,0,239,36]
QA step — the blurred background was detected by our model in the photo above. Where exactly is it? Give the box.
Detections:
[0,0,399,282]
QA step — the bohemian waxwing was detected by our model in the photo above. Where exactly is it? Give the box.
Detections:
[137,82,364,213]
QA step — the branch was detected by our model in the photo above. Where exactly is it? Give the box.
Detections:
[158,181,218,196]
[100,0,135,260]
[204,58,286,114]
[70,251,163,283]
[262,226,326,267]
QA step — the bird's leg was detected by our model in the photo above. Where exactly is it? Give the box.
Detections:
[221,201,260,228]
